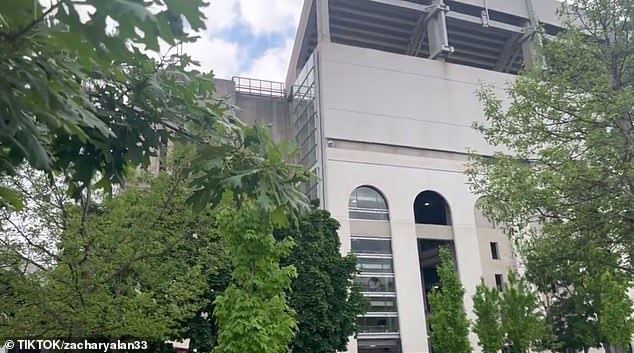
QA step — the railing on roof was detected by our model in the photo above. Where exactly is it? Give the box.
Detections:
[232,76,285,98]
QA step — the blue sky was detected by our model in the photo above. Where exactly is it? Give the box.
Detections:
[182,0,304,82]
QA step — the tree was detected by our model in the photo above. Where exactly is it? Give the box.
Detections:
[0,0,207,203]
[276,208,368,353]
[500,272,547,353]
[467,0,634,278]
[0,171,223,341]
[428,247,471,353]
[0,1,311,221]
[521,232,612,352]
[212,202,297,353]
[473,280,504,353]
[596,271,634,353]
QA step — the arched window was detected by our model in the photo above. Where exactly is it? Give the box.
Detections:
[413,191,451,225]
[349,186,389,221]
[474,197,495,228]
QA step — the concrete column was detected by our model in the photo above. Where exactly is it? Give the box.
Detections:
[452,210,485,353]
[316,0,331,43]
[390,204,429,353]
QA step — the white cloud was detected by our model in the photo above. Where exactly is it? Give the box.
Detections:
[201,0,240,34]
[236,0,302,34]
[181,36,240,78]
[241,38,294,82]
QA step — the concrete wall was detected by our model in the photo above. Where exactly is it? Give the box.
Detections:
[325,146,485,353]
[234,95,292,143]
[475,227,516,288]
[212,78,292,144]
[318,42,513,157]
[316,40,529,353]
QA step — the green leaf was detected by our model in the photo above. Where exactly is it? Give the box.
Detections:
[0,186,24,211]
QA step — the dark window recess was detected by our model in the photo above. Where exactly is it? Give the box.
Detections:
[351,238,392,255]
[490,242,500,260]
[358,338,402,353]
[413,191,451,225]
[495,274,504,290]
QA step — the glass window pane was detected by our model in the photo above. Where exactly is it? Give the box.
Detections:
[349,210,389,221]
[367,296,398,313]
[357,316,399,334]
[349,189,358,208]
[358,339,401,353]
[356,187,380,209]
[358,257,393,273]
[357,276,396,293]
[351,238,392,255]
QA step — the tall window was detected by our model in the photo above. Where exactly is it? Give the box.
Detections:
[413,191,451,225]
[352,237,399,335]
[495,274,504,290]
[349,186,400,353]
[474,197,496,228]
[349,186,389,220]
[490,242,500,260]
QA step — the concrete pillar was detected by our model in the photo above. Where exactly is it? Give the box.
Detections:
[452,215,485,353]
[316,0,330,43]
[390,201,429,353]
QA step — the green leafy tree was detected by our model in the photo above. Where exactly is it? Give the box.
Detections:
[428,247,471,353]
[0,171,223,341]
[472,280,504,353]
[276,208,368,353]
[0,1,311,220]
[500,272,546,353]
[0,0,207,201]
[467,0,634,277]
[521,232,613,352]
[213,202,297,353]
[596,271,634,352]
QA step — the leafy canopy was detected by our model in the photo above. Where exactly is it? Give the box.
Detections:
[468,0,634,277]
[213,202,298,353]
[276,208,368,353]
[427,247,471,353]
[0,0,311,221]
[472,280,504,353]
[0,171,221,340]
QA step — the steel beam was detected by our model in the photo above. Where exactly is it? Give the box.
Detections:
[427,0,454,59]
[368,0,431,12]
[494,29,535,71]
[407,3,449,56]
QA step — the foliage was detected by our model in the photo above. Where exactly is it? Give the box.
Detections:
[176,254,232,353]
[0,0,205,198]
[467,0,634,277]
[500,272,547,353]
[0,1,311,222]
[212,203,297,353]
[0,171,222,341]
[428,247,471,353]
[596,271,634,350]
[276,208,368,353]
[468,1,634,349]
[522,232,613,352]
[472,280,504,353]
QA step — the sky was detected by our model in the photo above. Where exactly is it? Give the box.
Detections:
[182,0,304,82]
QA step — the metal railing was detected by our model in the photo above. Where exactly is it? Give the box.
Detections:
[232,76,285,98]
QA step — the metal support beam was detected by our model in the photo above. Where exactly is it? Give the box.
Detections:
[427,0,454,60]
[407,3,449,56]
[368,0,431,12]
[494,29,535,71]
